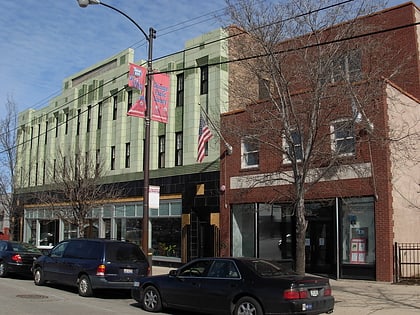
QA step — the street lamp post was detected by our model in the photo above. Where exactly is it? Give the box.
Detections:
[77,0,155,254]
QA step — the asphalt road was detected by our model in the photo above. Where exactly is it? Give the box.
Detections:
[2,270,420,315]
[0,275,187,315]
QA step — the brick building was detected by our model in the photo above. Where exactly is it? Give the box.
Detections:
[220,2,419,281]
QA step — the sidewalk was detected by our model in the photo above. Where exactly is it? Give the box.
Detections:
[330,279,420,314]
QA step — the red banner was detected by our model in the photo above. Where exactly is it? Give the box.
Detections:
[151,73,170,124]
[127,63,147,118]
[128,63,146,91]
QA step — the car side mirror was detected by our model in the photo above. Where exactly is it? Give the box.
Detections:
[169,269,178,277]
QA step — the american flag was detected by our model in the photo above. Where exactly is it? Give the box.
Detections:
[197,112,213,163]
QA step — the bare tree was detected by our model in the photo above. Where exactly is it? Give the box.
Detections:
[222,0,418,274]
[36,148,122,238]
[0,97,18,239]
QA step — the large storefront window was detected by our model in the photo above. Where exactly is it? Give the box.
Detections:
[40,220,58,246]
[232,204,256,257]
[259,204,293,260]
[151,218,181,258]
[63,222,78,240]
[24,200,182,261]
[341,197,375,265]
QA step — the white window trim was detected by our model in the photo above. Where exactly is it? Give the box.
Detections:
[282,130,303,164]
[241,139,259,169]
[330,119,355,157]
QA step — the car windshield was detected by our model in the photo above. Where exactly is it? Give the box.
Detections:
[11,243,42,253]
[243,259,297,276]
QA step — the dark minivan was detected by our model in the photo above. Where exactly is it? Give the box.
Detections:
[32,238,149,297]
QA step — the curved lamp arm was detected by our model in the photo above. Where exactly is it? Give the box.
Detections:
[76,0,151,41]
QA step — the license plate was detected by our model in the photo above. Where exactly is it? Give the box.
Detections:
[133,281,140,287]
[310,289,319,297]
[123,268,133,274]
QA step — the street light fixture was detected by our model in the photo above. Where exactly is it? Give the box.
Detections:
[76,0,155,255]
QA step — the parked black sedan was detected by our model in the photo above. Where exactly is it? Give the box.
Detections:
[0,241,42,277]
[132,257,334,315]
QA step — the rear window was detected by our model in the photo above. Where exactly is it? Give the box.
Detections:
[243,259,297,276]
[105,242,146,263]
[11,243,42,253]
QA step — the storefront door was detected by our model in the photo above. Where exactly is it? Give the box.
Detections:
[305,204,336,276]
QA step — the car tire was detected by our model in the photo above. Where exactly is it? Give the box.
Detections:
[33,267,45,285]
[78,275,93,297]
[142,286,162,312]
[0,261,8,278]
[234,296,263,315]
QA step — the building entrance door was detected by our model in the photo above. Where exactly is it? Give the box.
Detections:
[304,203,336,276]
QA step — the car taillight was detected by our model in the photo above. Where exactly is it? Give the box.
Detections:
[96,264,106,276]
[324,286,332,296]
[11,254,23,263]
[283,288,309,300]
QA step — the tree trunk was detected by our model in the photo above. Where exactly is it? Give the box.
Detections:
[295,196,307,275]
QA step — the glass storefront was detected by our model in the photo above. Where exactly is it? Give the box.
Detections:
[340,197,375,279]
[231,197,376,280]
[23,199,183,262]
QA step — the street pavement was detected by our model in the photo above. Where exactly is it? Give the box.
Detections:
[330,278,420,314]
[152,266,420,314]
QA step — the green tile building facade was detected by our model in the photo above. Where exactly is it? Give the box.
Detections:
[15,28,229,264]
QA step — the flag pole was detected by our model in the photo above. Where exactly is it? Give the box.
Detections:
[198,103,232,155]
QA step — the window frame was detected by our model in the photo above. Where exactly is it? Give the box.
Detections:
[175,132,183,166]
[110,146,116,170]
[112,95,118,120]
[241,138,259,169]
[158,136,165,169]
[125,142,130,168]
[282,129,303,164]
[200,66,208,95]
[330,119,356,156]
[176,73,184,107]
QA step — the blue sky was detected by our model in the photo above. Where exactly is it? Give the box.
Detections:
[0,0,416,116]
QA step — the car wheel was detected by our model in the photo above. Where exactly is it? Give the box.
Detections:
[33,267,45,285]
[142,286,162,312]
[78,275,93,297]
[0,261,8,278]
[234,296,263,315]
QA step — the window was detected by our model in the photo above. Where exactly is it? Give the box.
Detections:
[87,105,91,132]
[76,109,81,135]
[44,121,48,144]
[331,119,355,156]
[324,50,362,84]
[258,78,270,100]
[176,73,184,107]
[200,66,208,95]
[55,115,59,137]
[158,136,165,168]
[341,197,375,265]
[208,261,240,278]
[97,102,103,129]
[127,90,133,111]
[111,146,116,170]
[179,259,211,277]
[283,130,303,163]
[113,95,118,120]
[65,112,69,135]
[125,142,130,168]
[96,149,100,174]
[175,132,183,166]
[241,139,259,169]
[37,124,41,146]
